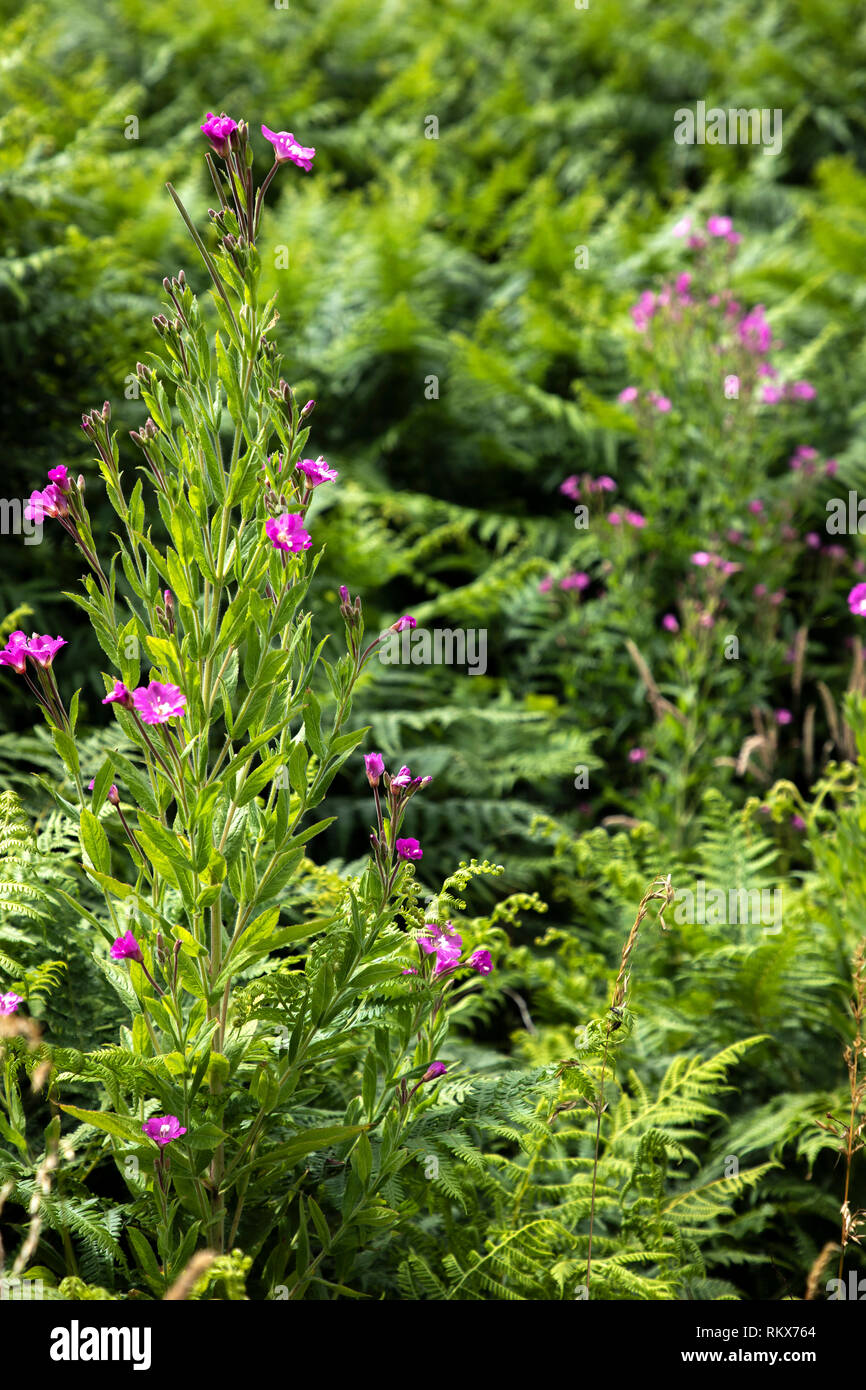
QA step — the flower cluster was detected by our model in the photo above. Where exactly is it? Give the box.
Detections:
[406,924,493,979]
[363,753,432,893]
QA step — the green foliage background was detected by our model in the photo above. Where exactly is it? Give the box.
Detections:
[2,0,866,1299]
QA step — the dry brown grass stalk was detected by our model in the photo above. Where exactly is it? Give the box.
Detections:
[584,875,675,1291]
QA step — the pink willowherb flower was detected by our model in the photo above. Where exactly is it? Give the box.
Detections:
[748,500,764,515]
[737,306,773,354]
[662,614,679,632]
[825,459,838,477]
[848,583,866,617]
[538,576,553,594]
[690,551,715,567]
[628,748,647,763]
[596,476,617,493]
[419,925,462,975]
[396,838,422,861]
[266,514,312,553]
[391,616,416,632]
[47,465,71,491]
[26,634,67,668]
[421,1062,447,1083]
[775,709,793,726]
[364,752,385,785]
[648,392,671,413]
[625,511,646,528]
[806,532,821,549]
[24,485,68,522]
[296,456,338,486]
[618,386,638,404]
[707,215,733,237]
[0,632,30,674]
[672,215,692,238]
[560,572,590,592]
[102,680,133,708]
[142,1115,187,1147]
[0,992,22,1015]
[110,931,143,964]
[261,125,315,170]
[788,381,816,400]
[467,948,493,976]
[201,112,237,158]
[390,766,413,789]
[607,511,622,526]
[132,682,187,725]
[559,475,580,498]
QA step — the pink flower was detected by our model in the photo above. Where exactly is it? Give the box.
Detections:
[266,513,312,553]
[721,561,742,576]
[142,1115,187,1147]
[770,589,786,607]
[538,576,553,594]
[396,838,422,861]
[672,216,692,238]
[648,392,671,413]
[47,465,71,491]
[559,475,580,498]
[261,125,315,170]
[806,532,821,549]
[596,476,617,493]
[390,766,413,789]
[754,584,767,599]
[467,948,492,975]
[421,1062,447,1083]
[25,634,67,668]
[617,386,638,404]
[102,681,133,708]
[296,456,338,486]
[788,380,816,400]
[0,992,22,1015]
[675,272,691,295]
[748,499,764,515]
[707,215,733,237]
[690,551,714,567]
[775,709,793,726]
[727,230,743,246]
[132,681,187,725]
[698,611,715,628]
[628,748,646,763]
[111,931,143,964]
[24,486,68,522]
[364,752,385,785]
[560,572,590,591]
[607,511,622,526]
[625,511,646,527]
[662,614,679,632]
[761,385,783,404]
[758,363,778,379]
[848,583,866,617]
[825,459,838,477]
[0,632,30,674]
[201,112,237,157]
[392,616,416,632]
[791,814,806,832]
[419,925,462,975]
[737,306,773,354]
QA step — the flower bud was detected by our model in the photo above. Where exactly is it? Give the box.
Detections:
[421,1062,447,1084]
[300,399,315,419]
